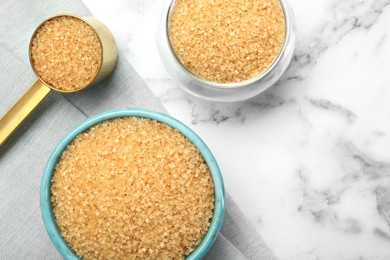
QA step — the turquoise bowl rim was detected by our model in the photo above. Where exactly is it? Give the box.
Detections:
[40,108,225,260]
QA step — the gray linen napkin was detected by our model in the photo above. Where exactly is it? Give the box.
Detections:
[0,1,275,259]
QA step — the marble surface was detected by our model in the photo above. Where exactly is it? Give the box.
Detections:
[82,0,390,259]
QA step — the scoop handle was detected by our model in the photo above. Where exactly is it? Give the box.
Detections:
[0,79,51,146]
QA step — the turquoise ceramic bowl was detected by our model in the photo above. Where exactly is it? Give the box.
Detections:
[40,108,224,260]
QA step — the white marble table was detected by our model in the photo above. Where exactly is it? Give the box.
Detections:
[82,0,390,259]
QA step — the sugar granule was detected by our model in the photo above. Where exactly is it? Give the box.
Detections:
[51,117,215,260]
[168,0,285,83]
[30,16,102,91]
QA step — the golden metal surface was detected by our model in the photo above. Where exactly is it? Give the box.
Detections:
[0,79,51,146]
[81,16,118,87]
[0,14,117,146]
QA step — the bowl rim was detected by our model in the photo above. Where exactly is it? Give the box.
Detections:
[40,108,225,260]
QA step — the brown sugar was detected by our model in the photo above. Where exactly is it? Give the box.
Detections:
[51,117,214,259]
[168,0,285,83]
[30,16,102,91]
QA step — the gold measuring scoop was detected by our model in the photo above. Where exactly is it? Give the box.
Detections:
[0,14,117,146]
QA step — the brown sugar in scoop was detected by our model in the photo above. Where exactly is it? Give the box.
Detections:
[30,16,102,91]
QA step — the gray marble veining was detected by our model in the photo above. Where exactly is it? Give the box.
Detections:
[83,0,390,259]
